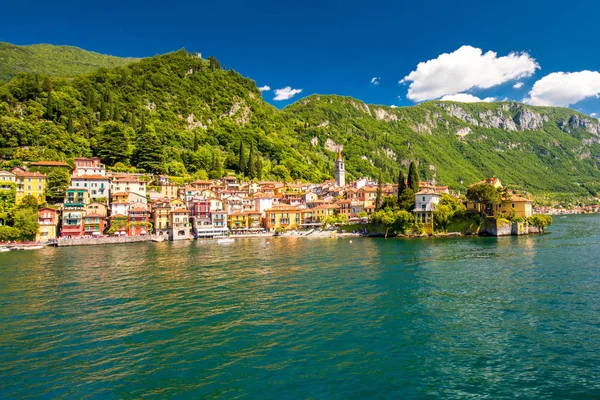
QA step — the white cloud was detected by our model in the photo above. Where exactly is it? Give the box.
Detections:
[439,93,495,103]
[258,85,271,92]
[591,112,598,118]
[273,86,303,101]
[526,71,600,106]
[401,45,539,102]
[513,82,524,89]
[390,105,398,108]
[371,77,380,85]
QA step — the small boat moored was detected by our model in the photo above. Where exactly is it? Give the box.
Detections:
[216,238,235,244]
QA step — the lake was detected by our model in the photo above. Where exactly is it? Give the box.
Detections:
[1,215,599,398]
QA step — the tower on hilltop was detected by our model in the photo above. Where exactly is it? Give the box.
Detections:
[334,146,345,187]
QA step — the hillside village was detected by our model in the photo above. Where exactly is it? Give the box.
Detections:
[0,147,574,244]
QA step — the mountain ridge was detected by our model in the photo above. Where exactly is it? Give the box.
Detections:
[0,47,598,201]
[0,42,139,82]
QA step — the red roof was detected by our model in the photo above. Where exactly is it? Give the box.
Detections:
[30,161,71,167]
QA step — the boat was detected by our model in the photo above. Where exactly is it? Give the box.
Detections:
[152,236,165,243]
[0,246,10,253]
[217,238,235,244]
[22,245,45,250]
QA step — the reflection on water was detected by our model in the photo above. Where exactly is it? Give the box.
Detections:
[1,215,599,398]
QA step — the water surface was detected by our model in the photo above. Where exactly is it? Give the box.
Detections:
[1,215,599,398]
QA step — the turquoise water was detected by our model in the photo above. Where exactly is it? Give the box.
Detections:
[1,215,599,399]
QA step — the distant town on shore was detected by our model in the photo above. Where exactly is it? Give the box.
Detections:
[0,148,588,246]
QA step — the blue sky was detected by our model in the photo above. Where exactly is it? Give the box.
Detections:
[3,0,600,115]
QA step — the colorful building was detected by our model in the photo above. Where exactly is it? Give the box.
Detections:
[37,207,59,242]
[264,205,304,231]
[13,169,46,205]
[128,203,151,236]
[168,199,191,240]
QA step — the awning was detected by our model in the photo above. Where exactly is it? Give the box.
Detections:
[92,232,101,236]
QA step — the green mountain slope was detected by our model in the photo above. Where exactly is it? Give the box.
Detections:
[0,48,599,200]
[284,96,600,198]
[0,42,138,82]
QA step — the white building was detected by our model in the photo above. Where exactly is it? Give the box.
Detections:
[110,175,146,198]
[414,189,441,223]
[71,175,110,200]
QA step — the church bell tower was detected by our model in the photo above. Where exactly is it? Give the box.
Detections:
[334,146,345,187]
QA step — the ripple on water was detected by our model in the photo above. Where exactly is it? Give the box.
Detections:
[1,215,600,399]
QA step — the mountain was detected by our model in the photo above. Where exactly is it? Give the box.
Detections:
[0,48,599,201]
[284,96,600,199]
[0,42,138,82]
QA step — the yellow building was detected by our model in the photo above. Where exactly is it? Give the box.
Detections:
[312,203,339,221]
[36,207,59,242]
[13,169,46,205]
[151,199,171,237]
[228,212,247,230]
[228,211,263,230]
[160,182,179,199]
[495,194,533,218]
[264,205,304,231]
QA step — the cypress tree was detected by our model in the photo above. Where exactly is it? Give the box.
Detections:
[247,142,255,179]
[407,161,420,193]
[376,169,384,210]
[256,155,263,180]
[140,112,146,134]
[113,103,120,121]
[398,170,406,199]
[238,141,246,174]
[42,77,53,93]
[193,131,199,152]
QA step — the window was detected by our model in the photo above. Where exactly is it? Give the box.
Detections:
[38,185,42,190]
[27,185,31,190]
[422,197,426,201]
[512,203,515,208]
[28,178,31,182]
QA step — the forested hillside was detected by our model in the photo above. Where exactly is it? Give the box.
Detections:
[1,47,600,200]
[0,42,138,82]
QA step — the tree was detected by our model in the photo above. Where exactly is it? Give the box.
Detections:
[209,151,222,179]
[407,161,419,193]
[375,169,383,210]
[18,194,39,211]
[13,208,39,239]
[466,184,501,216]
[208,56,221,70]
[247,142,256,179]
[93,122,133,166]
[46,169,70,202]
[238,141,246,173]
[397,188,415,212]
[66,110,74,133]
[133,125,165,173]
[0,226,20,242]
[529,214,552,231]
[397,169,406,201]
[256,155,263,180]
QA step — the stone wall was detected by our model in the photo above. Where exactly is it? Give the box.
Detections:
[57,236,152,247]
[480,218,544,236]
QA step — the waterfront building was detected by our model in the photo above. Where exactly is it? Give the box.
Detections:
[312,203,340,221]
[414,189,442,223]
[334,146,345,187]
[151,199,171,237]
[61,188,89,238]
[495,194,533,218]
[37,207,59,242]
[12,168,46,205]
[128,203,150,236]
[84,202,108,236]
[110,192,129,217]
[168,199,191,240]
[263,205,304,231]
[190,180,212,190]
